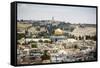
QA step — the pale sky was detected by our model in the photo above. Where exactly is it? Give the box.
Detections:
[17,3,96,24]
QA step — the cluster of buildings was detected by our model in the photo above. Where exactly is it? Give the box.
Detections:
[17,18,96,64]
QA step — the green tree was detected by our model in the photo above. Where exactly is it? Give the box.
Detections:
[73,44,78,49]
[17,33,25,40]
[30,40,37,43]
[38,39,43,43]
[36,27,40,31]
[31,43,37,48]
[44,40,50,43]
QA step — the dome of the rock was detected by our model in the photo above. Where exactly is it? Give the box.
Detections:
[54,28,64,35]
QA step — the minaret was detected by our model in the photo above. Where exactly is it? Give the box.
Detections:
[52,17,54,21]
[52,17,54,23]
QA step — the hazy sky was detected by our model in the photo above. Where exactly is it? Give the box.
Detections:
[17,3,96,24]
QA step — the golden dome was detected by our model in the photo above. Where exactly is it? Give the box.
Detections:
[54,28,64,35]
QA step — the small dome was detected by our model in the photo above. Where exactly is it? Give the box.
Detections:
[54,28,63,35]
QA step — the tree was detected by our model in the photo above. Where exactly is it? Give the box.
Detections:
[41,50,50,60]
[44,40,50,43]
[91,35,96,41]
[17,33,25,40]
[36,27,40,31]
[31,43,37,48]
[73,44,78,49]
[79,36,82,40]
[86,35,90,40]
[38,39,43,43]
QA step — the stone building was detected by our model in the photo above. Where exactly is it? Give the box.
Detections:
[70,25,96,40]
